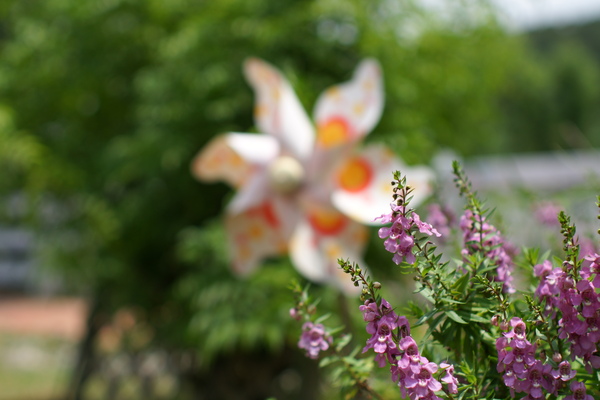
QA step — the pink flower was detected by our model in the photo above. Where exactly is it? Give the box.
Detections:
[390,363,410,398]
[298,322,332,359]
[564,381,593,400]
[460,209,516,293]
[363,316,397,355]
[503,345,537,377]
[584,253,600,287]
[359,300,380,322]
[552,361,576,382]
[361,297,404,367]
[504,317,530,349]
[576,280,600,318]
[533,201,561,227]
[404,362,442,399]
[516,361,555,398]
[412,213,441,237]
[378,209,440,265]
[426,204,455,240]
[534,261,561,312]
[496,322,540,390]
[289,307,301,321]
[398,336,428,374]
[440,362,458,394]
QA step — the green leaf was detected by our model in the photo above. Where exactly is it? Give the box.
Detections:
[319,356,336,368]
[418,287,435,303]
[315,313,331,324]
[464,313,490,323]
[335,334,352,352]
[453,272,471,294]
[445,310,468,324]
[440,297,467,305]
[414,309,438,327]
[422,313,446,340]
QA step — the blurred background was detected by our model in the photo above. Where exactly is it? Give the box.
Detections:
[0,0,600,399]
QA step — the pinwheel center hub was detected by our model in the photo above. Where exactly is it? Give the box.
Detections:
[268,156,305,194]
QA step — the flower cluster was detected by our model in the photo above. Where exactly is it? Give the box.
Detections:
[496,317,593,399]
[533,254,600,370]
[289,166,600,399]
[289,281,333,360]
[376,175,440,265]
[360,297,457,400]
[460,209,516,293]
[298,321,332,359]
[360,298,407,367]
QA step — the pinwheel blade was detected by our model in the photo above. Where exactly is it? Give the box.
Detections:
[225,201,287,276]
[191,133,279,188]
[243,58,315,162]
[331,144,435,225]
[313,59,383,149]
[289,204,368,293]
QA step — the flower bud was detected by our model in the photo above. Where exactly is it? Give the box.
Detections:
[562,260,574,270]
[552,353,563,363]
[289,308,301,321]
[373,282,381,289]
[491,315,499,326]
[539,350,547,362]
[499,320,509,331]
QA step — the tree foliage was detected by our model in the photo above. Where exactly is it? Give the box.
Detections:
[1,0,600,397]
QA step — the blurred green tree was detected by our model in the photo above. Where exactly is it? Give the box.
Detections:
[498,39,600,152]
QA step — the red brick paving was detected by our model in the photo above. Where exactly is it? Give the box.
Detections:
[0,297,87,341]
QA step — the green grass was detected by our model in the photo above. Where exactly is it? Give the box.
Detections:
[0,333,72,400]
[0,332,192,400]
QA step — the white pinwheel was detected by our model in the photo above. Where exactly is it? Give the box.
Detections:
[192,58,433,290]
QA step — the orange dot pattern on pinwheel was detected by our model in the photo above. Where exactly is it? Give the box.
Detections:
[337,157,373,193]
[246,202,279,228]
[307,208,347,236]
[317,116,352,148]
